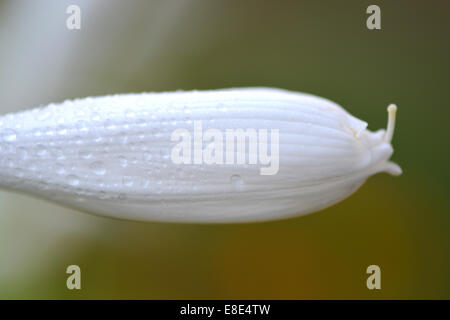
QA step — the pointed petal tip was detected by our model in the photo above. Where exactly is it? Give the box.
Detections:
[384,161,402,176]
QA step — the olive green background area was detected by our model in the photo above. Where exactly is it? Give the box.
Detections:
[0,0,449,299]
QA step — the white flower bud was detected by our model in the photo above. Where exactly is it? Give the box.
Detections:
[0,88,400,222]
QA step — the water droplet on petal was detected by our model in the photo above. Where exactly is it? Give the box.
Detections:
[125,109,135,118]
[74,136,84,145]
[57,125,68,135]
[67,175,80,186]
[140,179,150,188]
[36,144,48,157]
[118,156,128,167]
[118,193,128,201]
[90,161,106,175]
[122,175,134,187]
[55,163,66,175]
[77,120,89,133]
[79,150,92,159]
[2,129,17,142]
[32,129,42,137]
[231,175,244,191]
[15,168,25,178]
[143,152,152,162]
[38,181,49,190]
[17,147,28,160]
[98,191,108,200]
[104,119,116,131]
[92,112,101,121]
[6,158,15,168]
[54,148,65,160]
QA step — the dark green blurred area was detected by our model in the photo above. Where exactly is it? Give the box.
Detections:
[0,0,449,299]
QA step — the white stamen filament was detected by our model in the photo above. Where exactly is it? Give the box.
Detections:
[385,104,397,143]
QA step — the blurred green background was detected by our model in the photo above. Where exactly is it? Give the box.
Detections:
[0,0,449,299]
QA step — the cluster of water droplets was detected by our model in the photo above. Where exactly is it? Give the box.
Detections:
[0,96,245,206]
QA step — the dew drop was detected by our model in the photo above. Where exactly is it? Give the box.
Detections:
[32,129,42,137]
[54,148,65,160]
[90,161,106,175]
[75,110,86,117]
[125,109,135,118]
[143,152,152,162]
[97,180,105,189]
[219,103,227,112]
[6,144,16,154]
[118,193,128,201]
[119,134,128,144]
[104,119,116,131]
[2,129,17,142]
[77,120,89,133]
[118,156,128,167]
[230,175,244,191]
[92,112,101,122]
[98,191,108,200]
[79,150,93,159]
[38,181,49,191]
[38,112,50,121]
[17,147,28,160]
[57,125,68,135]
[122,175,134,187]
[67,175,80,186]
[36,144,48,157]
[55,163,66,175]
[15,168,25,178]
[6,158,15,168]
[140,179,150,188]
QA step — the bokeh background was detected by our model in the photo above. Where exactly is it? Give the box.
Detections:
[0,0,449,299]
